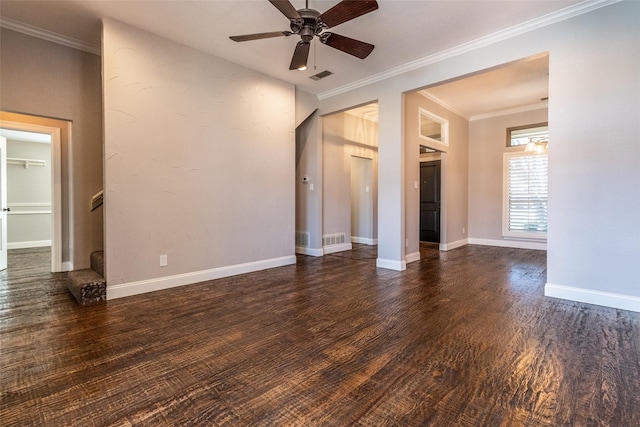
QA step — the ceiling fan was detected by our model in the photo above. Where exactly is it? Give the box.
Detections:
[230,0,378,71]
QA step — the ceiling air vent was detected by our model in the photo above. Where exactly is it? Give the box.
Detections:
[310,70,333,81]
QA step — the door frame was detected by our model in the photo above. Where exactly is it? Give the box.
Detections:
[350,155,374,245]
[419,159,442,244]
[0,120,63,272]
[1,136,6,270]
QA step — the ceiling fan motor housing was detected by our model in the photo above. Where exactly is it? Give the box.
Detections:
[291,8,324,42]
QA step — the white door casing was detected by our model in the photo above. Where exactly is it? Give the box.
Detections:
[0,121,64,272]
[350,156,374,244]
[1,136,7,271]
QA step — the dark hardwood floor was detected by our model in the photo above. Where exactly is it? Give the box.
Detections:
[2,245,639,426]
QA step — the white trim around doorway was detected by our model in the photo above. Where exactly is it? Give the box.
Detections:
[0,120,65,272]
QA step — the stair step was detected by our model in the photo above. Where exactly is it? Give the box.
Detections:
[91,250,104,277]
[67,269,106,305]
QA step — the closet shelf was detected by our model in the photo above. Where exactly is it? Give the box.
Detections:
[7,157,46,169]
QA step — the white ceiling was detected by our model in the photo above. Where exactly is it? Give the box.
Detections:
[1,0,601,115]
[339,53,549,122]
[422,53,549,119]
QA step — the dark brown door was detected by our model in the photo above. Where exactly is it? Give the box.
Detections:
[420,161,441,243]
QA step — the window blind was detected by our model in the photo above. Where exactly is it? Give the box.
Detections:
[505,154,548,237]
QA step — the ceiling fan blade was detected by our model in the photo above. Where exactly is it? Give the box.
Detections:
[320,33,374,59]
[319,0,378,28]
[289,41,311,70]
[230,31,292,42]
[269,0,301,20]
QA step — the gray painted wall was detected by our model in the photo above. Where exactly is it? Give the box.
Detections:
[322,113,351,245]
[295,110,323,253]
[546,3,639,300]
[295,89,322,254]
[7,139,52,247]
[0,28,103,269]
[103,20,295,293]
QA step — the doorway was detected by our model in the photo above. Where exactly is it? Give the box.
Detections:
[350,156,374,245]
[319,103,378,256]
[420,160,441,243]
[0,131,52,271]
[0,115,64,273]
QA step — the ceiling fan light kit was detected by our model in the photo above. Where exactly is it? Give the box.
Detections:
[230,0,378,71]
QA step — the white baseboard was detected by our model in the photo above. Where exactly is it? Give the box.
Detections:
[545,283,640,313]
[405,251,420,264]
[468,238,546,251]
[351,236,377,245]
[8,240,51,249]
[62,261,73,272]
[295,246,324,256]
[323,243,352,254]
[107,255,297,300]
[376,258,406,271]
[439,238,468,251]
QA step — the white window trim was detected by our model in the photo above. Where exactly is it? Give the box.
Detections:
[418,107,449,147]
[502,151,548,241]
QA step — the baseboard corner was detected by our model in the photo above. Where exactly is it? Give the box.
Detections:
[405,251,420,264]
[376,258,407,271]
[545,282,640,313]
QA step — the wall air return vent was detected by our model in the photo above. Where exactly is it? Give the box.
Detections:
[322,232,345,247]
[295,231,311,248]
[310,70,333,81]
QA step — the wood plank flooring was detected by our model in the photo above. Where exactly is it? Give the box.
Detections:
[1,245,640,426]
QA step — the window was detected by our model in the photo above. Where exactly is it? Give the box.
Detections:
[419,108,448,146]
[503,152,548,239]
[506,122,548,147]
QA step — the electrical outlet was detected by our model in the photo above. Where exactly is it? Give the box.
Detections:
[462,227,466,234]
[160,254,168,267]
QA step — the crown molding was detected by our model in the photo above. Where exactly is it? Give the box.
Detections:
[418,91,470,121]
[318,0,621,100]
[469,101,548,121]
[0,17,100,55]
[418,89,548,121]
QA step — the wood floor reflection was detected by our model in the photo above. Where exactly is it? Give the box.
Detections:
[2,245,639,426]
